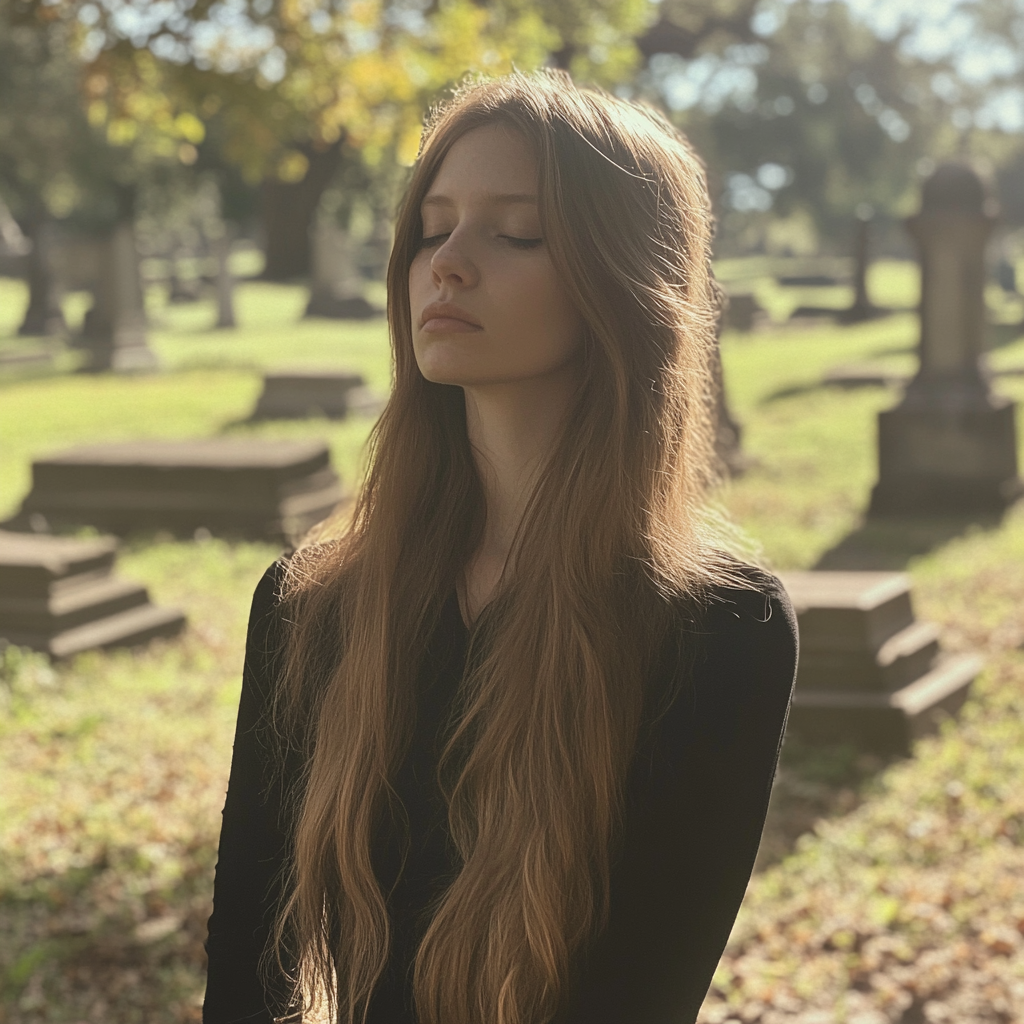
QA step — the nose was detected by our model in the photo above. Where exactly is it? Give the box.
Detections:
[430,231,479,289]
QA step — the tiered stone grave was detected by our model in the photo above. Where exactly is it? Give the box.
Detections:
[6,439,344,544]
[779,570,980,753]
[250,370,368,420]
[0,531,185,659]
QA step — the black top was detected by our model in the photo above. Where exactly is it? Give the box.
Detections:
[204,560,797,1024]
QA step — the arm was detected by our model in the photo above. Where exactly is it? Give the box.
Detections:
[203,561,300,1024]
[563,572,798,1024]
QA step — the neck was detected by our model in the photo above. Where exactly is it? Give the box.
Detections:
[460,366,578,622]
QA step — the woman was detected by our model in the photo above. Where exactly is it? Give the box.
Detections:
[204,70,797,1024]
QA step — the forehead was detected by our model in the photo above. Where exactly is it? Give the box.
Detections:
[422,125,538,210]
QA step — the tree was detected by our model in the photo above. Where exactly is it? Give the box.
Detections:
[631,0,968,252]
[61,0,655,278]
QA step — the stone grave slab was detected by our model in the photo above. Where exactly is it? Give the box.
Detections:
[779,570,980,753]
[250,370,367,420]
[6,439,345,543]
[0,530,186,658]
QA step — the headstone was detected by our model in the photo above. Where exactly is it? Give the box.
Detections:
[249,370,367,420]
[79,222,159,372]
[0,530,185,659]
[837,211,887,324]
[995,257,1017,295]
[780,570,980,753]
[711,277,746,476]
[870,163,1021,515]
[723,291,763,332]
[305,216,381,320]
[18,219,66,338]
[213,232,236,329]
[5,439,345,544]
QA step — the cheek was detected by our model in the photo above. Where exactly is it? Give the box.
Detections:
[513,272,582,363]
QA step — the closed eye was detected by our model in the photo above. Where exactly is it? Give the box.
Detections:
[500,235,543,249]
[419,233,450,249]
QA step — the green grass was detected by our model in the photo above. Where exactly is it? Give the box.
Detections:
[3,269,1024,1022]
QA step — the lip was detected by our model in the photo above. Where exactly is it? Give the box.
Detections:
[419,301,483,332]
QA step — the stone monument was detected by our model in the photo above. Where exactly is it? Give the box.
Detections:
[213,232,236,329]
[723,291,763,332]
[870,163,1021,515]
[18,218,66,338]
[79,221,159,372]
[305,216,381,320]
[5,439,344,544]
[780,570,980,753]
[712,278,745,475]
[0,530,186,659]
[837,210,886,324]
[249,369,367,420]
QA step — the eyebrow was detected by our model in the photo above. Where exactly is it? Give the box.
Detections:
[421,192,538,208]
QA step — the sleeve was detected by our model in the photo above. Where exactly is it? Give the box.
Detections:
[203,561,301,1024]
[561,570,798,1024]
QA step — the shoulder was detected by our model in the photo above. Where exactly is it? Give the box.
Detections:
[699,560,797,657]
[656,559,798,734]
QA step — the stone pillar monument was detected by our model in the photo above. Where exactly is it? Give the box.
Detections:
[18,218,66,337]
[305,214,379,320]
[80,220,158,372]
[838,209,884,324]
[213,229,237,329]
[869,163,1021,515]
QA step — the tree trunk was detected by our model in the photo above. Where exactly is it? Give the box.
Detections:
[260,143,341,282]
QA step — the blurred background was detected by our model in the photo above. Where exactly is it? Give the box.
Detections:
[3,1,1024,1022]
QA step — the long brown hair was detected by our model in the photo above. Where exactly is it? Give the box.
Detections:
[273,69,738,1024]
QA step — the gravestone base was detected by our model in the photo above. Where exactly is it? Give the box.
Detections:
[5,439,344,544]
[80,322,159,373]
[779,571,980,754]
[789,653,979,754]
[304,293,382,320]
[0,531,186,659]
[870,395,1021,515]
[250,370,366,420]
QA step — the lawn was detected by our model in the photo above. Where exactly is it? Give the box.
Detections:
[2,271,1024,1023]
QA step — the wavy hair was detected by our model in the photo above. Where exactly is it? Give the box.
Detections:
[272,68,738,1024]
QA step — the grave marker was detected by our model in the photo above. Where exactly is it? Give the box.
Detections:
[0,530,185,658]
[780,570,980,753]
[79,222,159,372]
[870,163,1021,515]
[305,216,381,320]
[6,439,344,544]
[249,370,368,420]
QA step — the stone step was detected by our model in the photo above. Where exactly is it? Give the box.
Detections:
[778,570,915,654]
[788,652,981,754]
[46,603,185,659]
[0,530,117,597]
[795,619,941,693]
[0,574,151,633]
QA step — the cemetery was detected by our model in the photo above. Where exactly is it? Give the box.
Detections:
[3,230,1024,1021]
[4,0,1024,1018]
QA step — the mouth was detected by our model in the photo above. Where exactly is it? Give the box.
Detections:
[419,302,483,332]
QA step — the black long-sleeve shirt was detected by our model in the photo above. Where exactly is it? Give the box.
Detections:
[204,560,797,1024]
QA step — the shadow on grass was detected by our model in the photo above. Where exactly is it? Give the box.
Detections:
[755,735,895,872]
[813,512,1005,571]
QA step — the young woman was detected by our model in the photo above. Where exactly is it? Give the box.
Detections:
[203,70,797,1024]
